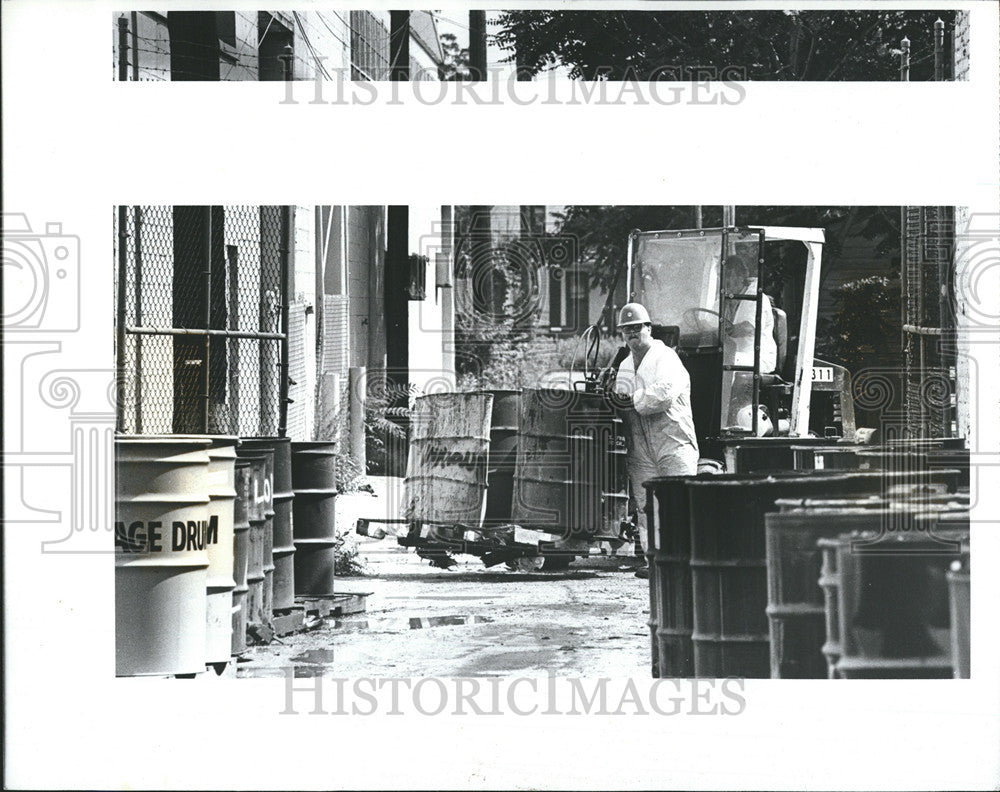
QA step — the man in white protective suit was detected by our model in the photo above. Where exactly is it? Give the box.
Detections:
[612,303,699,578]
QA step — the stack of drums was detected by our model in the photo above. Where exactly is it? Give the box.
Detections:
[231,457,252,655]
[646,468,960,679]
[236,446,271,629]
[764,492,969,678]
[484,390,520,525]
[241,438,295,614]
[240,440,280,621]
[292,442,340,596]
[512,388,628,539]
[115,437,211,676]
[203,437,238,673]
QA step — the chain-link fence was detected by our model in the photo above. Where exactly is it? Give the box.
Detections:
[901,205,956,438]
[114,205,289,437]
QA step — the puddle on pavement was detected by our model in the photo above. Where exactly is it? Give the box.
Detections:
[324,614,494,633]
[408,615,493,629]
[290,649,337,664]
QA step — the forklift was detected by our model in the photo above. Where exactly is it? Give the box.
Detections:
[583,225,858,471]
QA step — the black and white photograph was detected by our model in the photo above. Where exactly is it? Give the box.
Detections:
[111,203,974,682]
[4,1,1000,790]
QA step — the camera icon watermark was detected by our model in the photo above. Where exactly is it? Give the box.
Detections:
[2,213,81,333]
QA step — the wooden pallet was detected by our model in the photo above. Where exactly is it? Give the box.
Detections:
[296,592,370,619]
[272,606,305,637]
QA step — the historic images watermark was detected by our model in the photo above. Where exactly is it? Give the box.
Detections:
[280,671,747,717]
[2,213,116,554]
[279,63,748,107]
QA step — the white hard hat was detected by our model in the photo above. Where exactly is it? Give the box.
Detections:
[617,302,651,327]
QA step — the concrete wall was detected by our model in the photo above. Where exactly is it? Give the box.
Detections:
[408,205,455,393]
[953,10,970,81]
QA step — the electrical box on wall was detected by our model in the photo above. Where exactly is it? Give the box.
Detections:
[435,252,452,289]
[407,253,428,300]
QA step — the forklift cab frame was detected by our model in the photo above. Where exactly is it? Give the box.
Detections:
[625,225,840,440]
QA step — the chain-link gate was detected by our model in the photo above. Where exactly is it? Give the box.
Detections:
[114,205,291,437]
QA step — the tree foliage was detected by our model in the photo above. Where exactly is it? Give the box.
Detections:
[555,205,899,293]
[439,32,470,80]
[494,11,955,81]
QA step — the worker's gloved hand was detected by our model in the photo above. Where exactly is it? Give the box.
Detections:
[607,389,633,411]
[598,365,617,393]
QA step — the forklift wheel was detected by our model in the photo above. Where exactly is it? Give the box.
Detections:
[540,555,573,571]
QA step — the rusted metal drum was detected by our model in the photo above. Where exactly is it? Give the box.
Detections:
[231,458,252,656]
[236,449,269,627]
[686,469,957,678]
[115,437,211,676]
[513,388,628,538]
[203,437,238,669]
[241,438,294,612]
[835,525,968,679]
[484,390,520,525]
[292,441,340,596]
[402,392,493,527]
[947,540,971,679]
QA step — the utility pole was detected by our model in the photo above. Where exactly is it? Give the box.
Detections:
[933,18,946,81]
[469,11,487,81]
[390,11,410,81]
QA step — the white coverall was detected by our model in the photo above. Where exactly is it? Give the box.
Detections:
[614,339,700,554]
[722,285,777,427]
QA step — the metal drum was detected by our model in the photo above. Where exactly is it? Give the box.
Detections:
[513,388,628,538]
[236,449,269,628]
[292,441,340,596]
[231,458,252,656]
[947,540,971,679]
[204,437,238,670]
[643,474,712,678]
[857,444,971,491]
[791,444,866,471]
[723,437,835,475]
[686,469,958,678]
[764,499,961,679]
[402,392,493,527]
[484,390,520,525]
[835,524,968,679]
[242,438,295,612]
[115,437,211,676]
[244,447,276,621]
[817,537,842,678]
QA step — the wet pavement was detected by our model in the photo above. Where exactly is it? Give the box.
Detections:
[237,541,651,678]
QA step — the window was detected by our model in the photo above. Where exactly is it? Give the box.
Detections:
[350,11,389,81]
